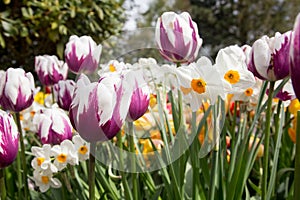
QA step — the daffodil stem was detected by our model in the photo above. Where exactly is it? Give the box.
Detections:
[294,110,300,200]
[128,122,138,200]
[191,112,201,200]
[0,168,6,200]
[262,81,275,200]
[89,142,96,200]
[15,112,28,200]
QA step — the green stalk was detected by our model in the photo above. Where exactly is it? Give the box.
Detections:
[0,168,6,200]
[16,150,22,199]
[128,122,138,200]
[15,112,28,199]
[208,105,219,200]
[294,110,300,200]
[89,142,96,200]
[117,132,133,200]
[262,81,275,200]
[191,112,201,200]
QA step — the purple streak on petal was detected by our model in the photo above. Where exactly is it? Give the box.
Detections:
[273,33,291,80]
[65,43,85,73]
[0,114,19,168]
[101,83,124,139]
[78,42,98,74]
[248,51,266,80]
[127,86,149,122]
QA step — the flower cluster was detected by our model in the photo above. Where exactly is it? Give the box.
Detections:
[31,135,90,192]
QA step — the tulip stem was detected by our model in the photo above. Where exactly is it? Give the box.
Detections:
[0,168,6,200]
[128,122,138,200]
[89,142,96,200]
[117,132,133,200]
[262,81,275,200]
[15,112,29,200]
[294,110,300,200]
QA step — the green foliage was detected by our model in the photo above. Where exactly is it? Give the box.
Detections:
[0,0,125,72]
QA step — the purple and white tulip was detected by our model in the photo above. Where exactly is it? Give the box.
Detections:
[53,80,75,111]
[64,35,102,74]
[155,11,203,64]
[0,68,35,112]
[33,107,73,145]
[35,55,68,86]
[290,13,300,99]
[0,110,19,168]
[125,70,150,122]
[69,74,132,142]
[248,31,292,81]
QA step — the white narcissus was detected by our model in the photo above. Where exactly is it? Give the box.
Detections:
[35,55,68,86]
[33,106,73,145]
[65,35,102,74]
[169,56,230,112]
[248,31,292,81]
[215,45,256,94]
[0,110,19,169]
[51,140,78,171]
[31,144,58,173]
[33,168,62,193]
[155,11,203,64]
[72,135,90,162]
[0,68,35,112]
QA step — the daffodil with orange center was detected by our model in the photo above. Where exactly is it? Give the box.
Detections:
[215,45,255,94]
[174,56,229,111]
[51,140,78,171]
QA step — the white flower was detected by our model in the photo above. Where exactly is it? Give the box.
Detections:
[31,144,58,173]
[33,169,62,193]
[72,135,90,162]
[51,140,78,171]
[172,56,230,111]
[231,78,263,103]
[215,45,256,94]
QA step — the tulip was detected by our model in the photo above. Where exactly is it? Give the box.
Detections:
[155,11,202,64]
[33,107,73,145]
[65,35,102,74]
[125,70,150,122]
[248,31,292,81]
[35,55,68,86]
[69,74,132,142]
[0,110,19,168]
[53,80,75,111]
[290,13,300,99]
[0,68,35,112]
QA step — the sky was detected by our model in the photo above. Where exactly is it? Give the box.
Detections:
[123,0,154,31]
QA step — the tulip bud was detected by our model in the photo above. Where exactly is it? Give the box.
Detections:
[155,11,202,64]
[290,13,300,99]
[33,107,73,145]
[53,80,75,111]
[35,55,68,86]
[70,74,132,142]
[0,68,35,112]
[0,110,19,168]
[64,35,102,74]
[248,31,292,81]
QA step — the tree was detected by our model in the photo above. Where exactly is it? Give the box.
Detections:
[0,0,125,72]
